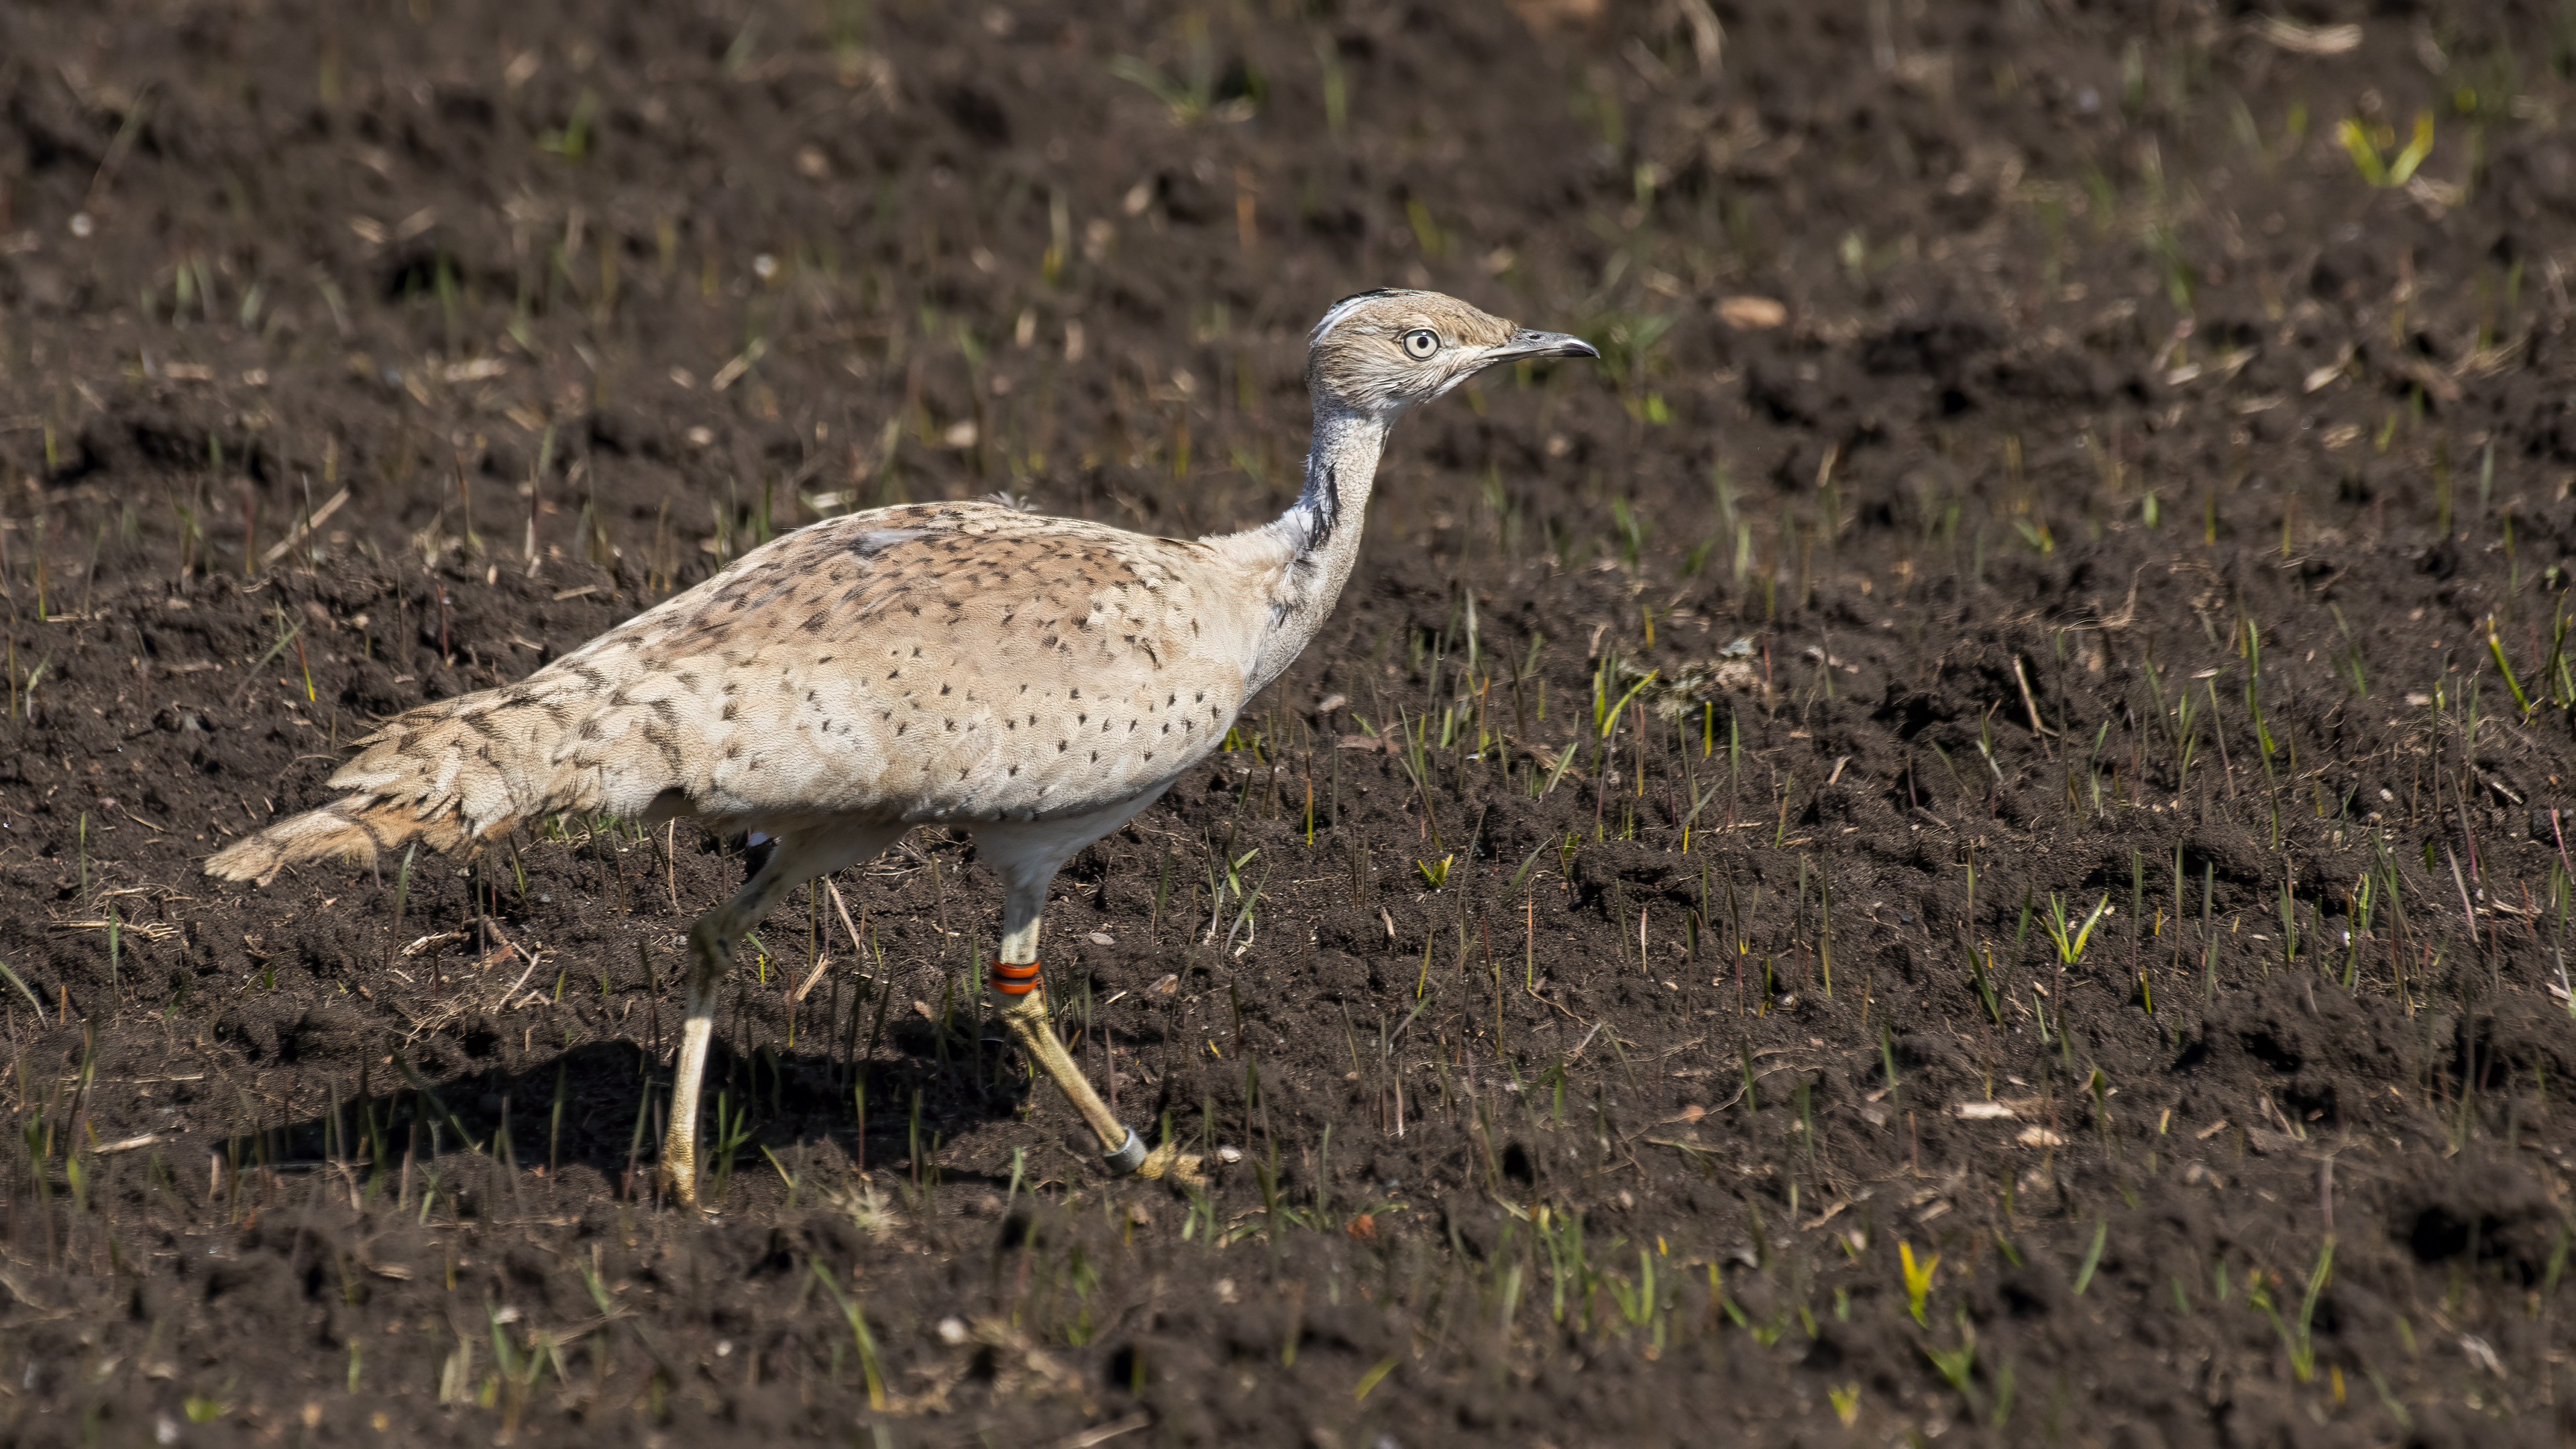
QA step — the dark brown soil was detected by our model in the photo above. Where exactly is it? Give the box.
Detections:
[5,0,2576,1444]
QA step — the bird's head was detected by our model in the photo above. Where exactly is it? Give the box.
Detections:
[1306,289,1598,420]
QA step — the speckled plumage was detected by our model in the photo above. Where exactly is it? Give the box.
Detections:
[212,502,1265,880]
[209,290,1597,1207]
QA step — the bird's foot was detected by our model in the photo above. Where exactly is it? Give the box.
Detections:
[1134,1140,1208,1191]
[654,1160,706,1214]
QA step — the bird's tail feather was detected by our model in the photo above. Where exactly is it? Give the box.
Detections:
[204,798,490,884]
[205,683,590,885]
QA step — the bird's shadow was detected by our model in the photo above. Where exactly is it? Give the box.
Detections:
[206,1006,1189,1212]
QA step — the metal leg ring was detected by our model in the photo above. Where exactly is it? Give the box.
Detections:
[1104,1126,1148,1175]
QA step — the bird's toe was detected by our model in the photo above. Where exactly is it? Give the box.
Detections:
[1135,1142,1208,1191]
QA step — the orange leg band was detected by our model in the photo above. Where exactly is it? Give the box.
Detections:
[990,959,1042,996]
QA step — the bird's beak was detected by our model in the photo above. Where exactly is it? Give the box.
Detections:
[1495,327,1601,362]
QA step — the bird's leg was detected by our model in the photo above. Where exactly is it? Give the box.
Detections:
[987,876,1203,1187]
[659,910,733,1208]
[657,846,804,1210]
[987,881,1126,1156]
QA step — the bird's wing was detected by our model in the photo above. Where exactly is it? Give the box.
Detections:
[506,500,1263,826]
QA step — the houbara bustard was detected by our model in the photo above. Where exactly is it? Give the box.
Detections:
[209,290,1597,1208]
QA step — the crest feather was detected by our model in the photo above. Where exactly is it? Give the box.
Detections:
[1309,288,1415,345]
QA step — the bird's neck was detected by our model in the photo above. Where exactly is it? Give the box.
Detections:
[1214,402,1389,695]
[1281,403,1387,570]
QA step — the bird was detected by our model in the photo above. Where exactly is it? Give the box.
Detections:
[207,289,1597,1208]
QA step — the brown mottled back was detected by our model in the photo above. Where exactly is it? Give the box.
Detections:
[207,499,1268,882]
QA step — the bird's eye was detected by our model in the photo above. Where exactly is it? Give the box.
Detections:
[1401,329,1440,360]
